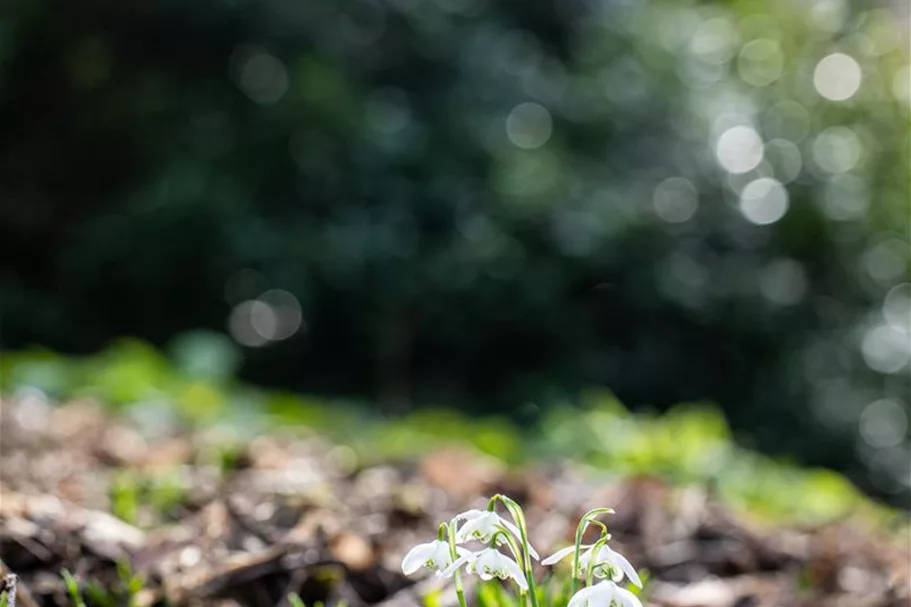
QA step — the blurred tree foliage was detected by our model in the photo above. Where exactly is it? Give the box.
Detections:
[0,0,908,501]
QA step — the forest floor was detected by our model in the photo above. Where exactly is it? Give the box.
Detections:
[0,393,909,607]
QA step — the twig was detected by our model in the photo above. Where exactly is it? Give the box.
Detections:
[0,563,38,607]
[1,573,17,607]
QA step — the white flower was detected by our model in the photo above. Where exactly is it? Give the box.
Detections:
[567,581,642,607]
[541,543,641,588]
[401,540,471,577]
[582,543,641,588]
[541,544,578,566]
[442,547,529,590]
[452,509,540,559]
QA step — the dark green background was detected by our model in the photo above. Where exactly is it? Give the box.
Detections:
[1,0,909,504]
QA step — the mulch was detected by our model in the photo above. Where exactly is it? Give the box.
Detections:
[0,393,908,607]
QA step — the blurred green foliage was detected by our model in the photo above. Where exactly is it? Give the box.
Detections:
[2,344,906,529]
[58,564,145,607]
[109,467,188,526]
[61,570,88,607]
[0,0,908,505]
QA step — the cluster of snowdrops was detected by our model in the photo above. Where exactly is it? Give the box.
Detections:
[401,495,643,607]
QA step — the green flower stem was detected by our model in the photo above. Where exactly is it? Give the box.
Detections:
[492,530,524,569]
[587,520,609,538]
[492,495,539,607]
[491,527,533,601]
[571,508,614,595]
[486,532,529,607]
[584,536,610,587]
[448,521,468,607]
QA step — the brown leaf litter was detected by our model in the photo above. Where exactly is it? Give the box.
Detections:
[0,394,908,607]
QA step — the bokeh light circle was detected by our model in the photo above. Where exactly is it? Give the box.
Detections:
[691,18,738,65]
[764,139,802,183]
[813,53,862,101]
[861,325,910,374]
[737,39,784,87]
[759,258,807,306]
[229,301,273,347]
[821,174,869,221]
[739,177,789,225]
[813,126,862,174]
[233,47,288,105]
[811,0,847,32]
[884,284,911,331]
[258,289,304,340]
[506,102,553,150]
[863,240,908,283]
[652,177,699,223]
[715,125,764,173]
[859,399,908,449]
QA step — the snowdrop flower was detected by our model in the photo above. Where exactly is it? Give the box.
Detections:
[567,581,642,607]
[453,509,540,559]
[542,543,641,588]
[443,547,529,590]
[402,539,471,577]
[581,543,641,587]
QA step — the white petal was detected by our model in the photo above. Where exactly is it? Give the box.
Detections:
[541,545,578,566]
[613,587,643,607]
[477,513,501,536]
[455,519,483,543]
[430,542,454,569]
[501,554,528,591]
[592,581,619,605]
[453,509,486,522]
[460,513,498,541]
[471,551,499,580]
[402,542,437,575]
[477,548,501,572]
[440,552,475,578]
[494,518,525,547]
[604,547,642,588]
[496,515,521,538]
[567,585,596,607]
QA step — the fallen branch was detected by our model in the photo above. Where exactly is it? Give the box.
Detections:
[0,563,38,607]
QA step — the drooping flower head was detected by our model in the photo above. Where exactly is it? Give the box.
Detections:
[541,542,641,588]
[452,509,540,560]
[442,547,528,591]
[580,543,641,588]
[401,539,471,577]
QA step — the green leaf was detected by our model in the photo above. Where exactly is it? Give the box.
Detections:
[61,570,87,607]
